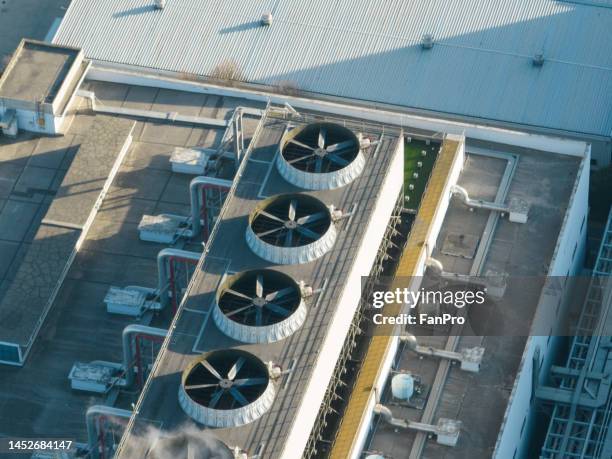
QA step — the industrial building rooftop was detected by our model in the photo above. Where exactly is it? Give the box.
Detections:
[53,0,612,143]
[365,145,582,458]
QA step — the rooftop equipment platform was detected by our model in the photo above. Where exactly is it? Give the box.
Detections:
[114,108,405,459]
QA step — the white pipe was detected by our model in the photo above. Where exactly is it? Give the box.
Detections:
[156,248,201,309]
[86,405,132,459]
[189,176,232,237]
[121,324,167,387]
[450,184,510,213]
[374,404,409,429]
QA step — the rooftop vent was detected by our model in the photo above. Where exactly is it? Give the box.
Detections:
[154,0,166,9]
[213,269,307,343]
[179,350,275,428]
[261,12,273,26]
[533,52,545,66]
[276,122,367,190]
[421,34,434,49]
[246,194,337,264]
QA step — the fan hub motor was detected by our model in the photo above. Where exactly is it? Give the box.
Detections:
[253,297,266,307]
[219,379,233,389]
[314,147,327,157]
[284,220,298,229]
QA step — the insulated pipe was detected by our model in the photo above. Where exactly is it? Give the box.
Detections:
[374,404,409,429]
[157,248,201,310]
[121,324,167,388]
[86,405,131,459]
[189,176,232,237]
[450,184,510,213]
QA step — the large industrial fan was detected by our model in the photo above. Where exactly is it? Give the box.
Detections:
[250,194,331,248]
[282,122,360,173]
[179,350,276,427]
[276,122,369,189]
[214,269,307,343]
[246,193,338,264]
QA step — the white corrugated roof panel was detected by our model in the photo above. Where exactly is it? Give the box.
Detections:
[54,0,612,137]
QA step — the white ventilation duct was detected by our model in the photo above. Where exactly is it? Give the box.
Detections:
[213,269,307,343]
[178,350,275,428]
[245,194,337,264]
[276,122,367,190]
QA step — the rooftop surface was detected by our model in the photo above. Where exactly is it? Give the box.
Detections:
[116,112,402,458]
[0,40,80,103]
[366,146,581,458]
[0,81,262,439]
[54,0,612,137]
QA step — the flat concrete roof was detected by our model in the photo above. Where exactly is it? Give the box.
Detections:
[366,146,581,458]
[116,113,402,458]
[0,40,80,103]
[0,81,263,440]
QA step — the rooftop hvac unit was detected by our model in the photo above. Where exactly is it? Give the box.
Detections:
[245,193,338,264]
[276,122,368,190]
[213,269,308,343]
[261,12,273,26]
[154,0,166,9]
[391,373,415,401]
[179,350,276,427]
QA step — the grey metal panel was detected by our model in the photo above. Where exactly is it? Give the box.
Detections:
[54,0,612,136]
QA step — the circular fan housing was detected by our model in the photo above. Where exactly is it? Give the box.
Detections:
[213,269,307,343]
[245,193,337,264]
[178,350,275,428]
[276,122,366,190]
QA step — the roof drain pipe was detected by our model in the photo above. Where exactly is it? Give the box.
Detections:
[121,324,167,388]
[86,405,132,459]
[450,184,528,223]
[426,256,507,297]
[373,404,461,447]
[156,248,201,310]
[189,175,232,239]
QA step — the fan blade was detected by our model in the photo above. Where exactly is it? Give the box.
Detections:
[185,383,219,390]
[256,274,264,298]
[266,287,295,302]
[297,211,327,225]
[284,228,293,247]
[233,378,268,387]
[201,360,223,380]
[327,153,349,166]
[228,357,246,380]
[256,227,283,237]
[318,126,327,149]
[288,153,315,164]
[296,225,321,240]
[226,303,256,317]
[288,199,297,221]
[224,288,253,301]
[315,157,323,173]
[209,389,224,408]
[259,210,285,223]
[265,302,292,317]
[229,387,249,406]
[289,138,315,150]
[326,139,354,153]
[255,307,263,326]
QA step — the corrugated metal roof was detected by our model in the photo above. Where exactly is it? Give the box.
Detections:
[54,0,612,137]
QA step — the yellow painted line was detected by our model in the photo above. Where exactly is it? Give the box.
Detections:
[329,139,461,459]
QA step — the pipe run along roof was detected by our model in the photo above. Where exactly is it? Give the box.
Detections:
[53,0,612,138]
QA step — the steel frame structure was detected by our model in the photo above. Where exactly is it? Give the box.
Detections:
[540,208,612,459]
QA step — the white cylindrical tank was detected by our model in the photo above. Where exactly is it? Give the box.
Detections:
[391,373,414,401]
